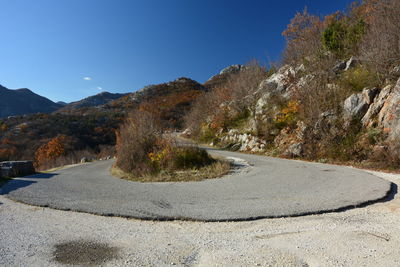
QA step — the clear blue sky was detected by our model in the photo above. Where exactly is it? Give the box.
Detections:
[0,0,355,102]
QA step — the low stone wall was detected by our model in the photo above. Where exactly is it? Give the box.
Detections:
[0,161,35,178]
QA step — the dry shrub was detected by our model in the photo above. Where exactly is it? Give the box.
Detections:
[97,145,115,159]
[369,138,400,169]
[294,72,349,125]
[185,61,267,139]
[148,139,215,172]
[339,65,380,92]
[282,8,324,65]
[35,135,67,168]
[227,60,267,114]
[115,112,161,176]
[113,158,230,183]
[184,86,227,138]
[360,0,400,76]
[116,111,216,178]
[35,149,98,171]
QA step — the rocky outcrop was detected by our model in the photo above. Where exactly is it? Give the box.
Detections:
[201,62,400,160]
[274,121,308,158]
[219,65,244,75]
[255,65,304,117]
[220,129,267,153]
[0,161,35,178]
[333,61,347,73]
[343,92,369,120]
[333,57,359,73]
[374,79,400,139]
[344,87,380,123]
[204,65,245,90]
[257,65,297,96]
[362,85,393,126]
[313,111,339,138]
[390,66,400,78]
[57,92,127,112]
[345,56,359,71]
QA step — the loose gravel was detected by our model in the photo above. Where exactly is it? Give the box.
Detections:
[0,170,399,266]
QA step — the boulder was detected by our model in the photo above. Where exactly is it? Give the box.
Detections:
[255,65,300,116]
[284,143,304,158]
[333,60,347,73]
[362,85,393,126]
[219,64,244,75]
[389,66,400,78]
[230,143,241,151]
[0,161,35,178]
[345,56,359,71]
[332,57,359,73]
[362,87,380,105]
[182,128,192,137]
[274,122,307,157]
[257,65,296,95]
[343,93,369,121]
[221,131,267,153]
[375,79,400,139]
[343,87,380,124]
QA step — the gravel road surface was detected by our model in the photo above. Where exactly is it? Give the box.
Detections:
[0,170,399,266]
[0,149,392,221]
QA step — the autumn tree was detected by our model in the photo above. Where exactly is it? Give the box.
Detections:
[35,135,67,169]
[359,0,400,76]
[282,8,323,64]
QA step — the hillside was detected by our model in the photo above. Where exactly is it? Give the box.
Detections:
[2,0,400,171]
[57,92,127,113]
[0,77,207,168]
[100,77,208,128]
[0,85,62,118]
[184,0,400,170]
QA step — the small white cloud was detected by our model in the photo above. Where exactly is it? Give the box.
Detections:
[97,87,103,90]
[83,77,92,81]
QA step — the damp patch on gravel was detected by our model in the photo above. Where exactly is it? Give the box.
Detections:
[53,240,120,265]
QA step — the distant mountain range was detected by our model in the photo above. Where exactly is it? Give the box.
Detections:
[0,85,63,118]
[0,85,127,118]
[56,92,128,113]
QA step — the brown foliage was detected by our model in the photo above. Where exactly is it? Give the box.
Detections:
[115,111,214,178]
[138,89,203,129]
[360,0,400,76]
[282,8,324,64]
[35,135,67,169]
[115,112,162,175]
[185,61,266,138]
[227,60,267,113]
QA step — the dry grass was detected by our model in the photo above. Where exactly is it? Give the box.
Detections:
[111,158,231,183]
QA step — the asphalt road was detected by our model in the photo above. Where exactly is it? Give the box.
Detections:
[0,149,392,221]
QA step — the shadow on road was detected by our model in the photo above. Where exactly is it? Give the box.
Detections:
[0,173,58,195]
[24,172,58,179]
[0,180,37,195]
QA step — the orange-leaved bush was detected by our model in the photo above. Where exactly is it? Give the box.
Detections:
[34,135,67,169]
